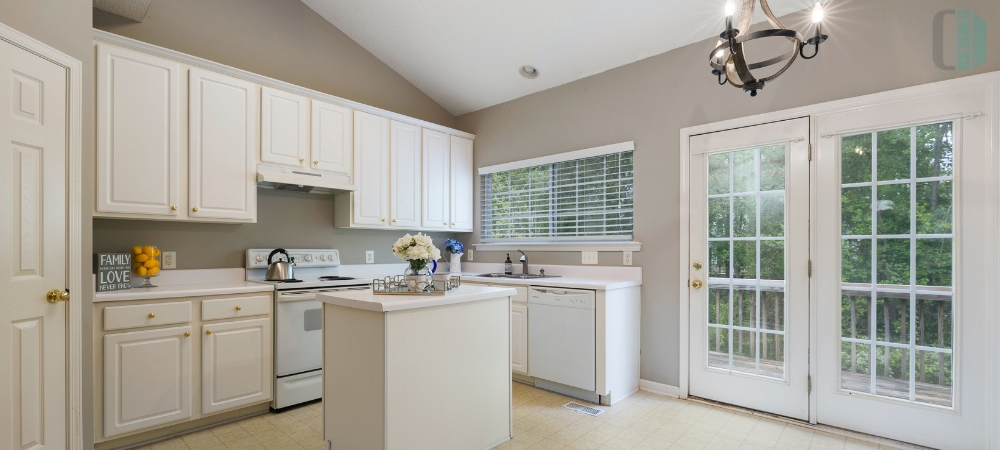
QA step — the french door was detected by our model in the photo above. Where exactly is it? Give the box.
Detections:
[813,88,991,449]
[688,118,811,420]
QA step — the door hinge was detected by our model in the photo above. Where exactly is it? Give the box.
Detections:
[808,375,812,393]
[808,143,813,161]
[807,260,812,277]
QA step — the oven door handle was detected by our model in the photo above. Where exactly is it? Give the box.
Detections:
[276,293,318,303]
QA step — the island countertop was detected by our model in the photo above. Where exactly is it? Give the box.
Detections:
[317,285,517,312]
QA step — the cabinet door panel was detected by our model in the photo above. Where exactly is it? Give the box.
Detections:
[390,120,421,228]
[511,303,529,375]
[96,44,180,216]
[189,69,257,221]
[104,326,192,437]
[352,111,389,227]
[202,318,272,414]
[260,87,307,167]
[422,129,450,229]
[312,101,353,175]
[450,136,474,231]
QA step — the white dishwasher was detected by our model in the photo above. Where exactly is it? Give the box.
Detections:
[528,287,596,392]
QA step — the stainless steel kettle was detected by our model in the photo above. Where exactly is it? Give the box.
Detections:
[265,248,296,281]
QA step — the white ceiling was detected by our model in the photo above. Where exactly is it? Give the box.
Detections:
[301,0,815,116]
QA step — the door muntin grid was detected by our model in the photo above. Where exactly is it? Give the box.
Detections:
[706,145,787,380]
[839,122,955,407]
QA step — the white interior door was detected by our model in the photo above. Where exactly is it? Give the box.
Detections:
[813,87,992,449]
[688,118,810,420]
[0,38,68,449]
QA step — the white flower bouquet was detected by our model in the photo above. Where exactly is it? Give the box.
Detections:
[391,233,442,274]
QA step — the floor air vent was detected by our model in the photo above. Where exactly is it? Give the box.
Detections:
[563,402,604,416]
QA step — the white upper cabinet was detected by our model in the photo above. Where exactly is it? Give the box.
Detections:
[201,318,272,415]
[96,44,181,216]
[260,87,308,168]
[311,100,353,176]
[422,129,451,230]
[450,136,474,231]
[188,69,258,222]
[390,121,422,229]
[351,111,390,227]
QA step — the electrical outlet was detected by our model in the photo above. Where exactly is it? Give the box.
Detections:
[365,251,375,264]
[162,252,177,269]
[582,251,598,265]
[623,251,633,266]
[468,250,474,261]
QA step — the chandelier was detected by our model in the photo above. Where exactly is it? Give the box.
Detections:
[710,0,828,96]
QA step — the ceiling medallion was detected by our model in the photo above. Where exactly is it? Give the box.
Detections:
[710,0,829,96]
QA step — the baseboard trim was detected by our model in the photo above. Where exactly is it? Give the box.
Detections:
[639,379,680,398]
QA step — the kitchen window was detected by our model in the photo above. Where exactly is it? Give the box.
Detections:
[479,142,634,243]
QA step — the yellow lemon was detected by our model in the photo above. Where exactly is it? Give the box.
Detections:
[132,245,142,255]
[153,248,161,257]
[143,259,158,269]
[135,266,147,276]
[146,267,160,276]
[143,245,154,257]
[135,254,149,263]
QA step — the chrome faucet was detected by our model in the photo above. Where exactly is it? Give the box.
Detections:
[517,250,528,274]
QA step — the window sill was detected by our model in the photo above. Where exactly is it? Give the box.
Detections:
[472,242,642,252]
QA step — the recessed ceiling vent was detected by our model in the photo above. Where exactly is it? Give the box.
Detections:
[93,0,153,22]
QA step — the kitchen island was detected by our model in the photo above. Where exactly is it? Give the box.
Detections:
[317,284,517,450]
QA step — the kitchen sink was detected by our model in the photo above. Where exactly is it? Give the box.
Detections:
[472,273,560,279]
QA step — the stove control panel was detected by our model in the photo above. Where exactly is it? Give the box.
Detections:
[246,249,341,269]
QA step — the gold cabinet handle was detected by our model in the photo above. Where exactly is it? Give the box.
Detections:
[46,289,70,303]
[443,222,447,225]
[235,305,242,311]
[184,331,191,337]
[148,313,156,319]
[693,262,703,270]
[171,205,178,211]
[691,280,704,289]
[451,222,456,226]
[313,160,319,165]
[381,218,386,222]
[206,330,212,335]
[192,207,199,212]
[391,219,397,223]
[299,158,305,163]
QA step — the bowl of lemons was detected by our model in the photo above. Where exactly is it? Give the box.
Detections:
[132,245,161,288]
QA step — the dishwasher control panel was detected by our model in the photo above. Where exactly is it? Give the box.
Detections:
[528,288,596,309]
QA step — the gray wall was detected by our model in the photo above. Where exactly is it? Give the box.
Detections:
[0,0,95,446]
[92,0,463,268]
[456,0,1000,387]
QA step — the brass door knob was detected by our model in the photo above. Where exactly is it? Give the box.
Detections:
[184,332,191,337]
[206,330,212,335]
[192,207,199,212]
[171,205,178,211]
[693,262,703,270]
[691,280,704,289]
[46,289,69,303]
[235,305,242,311]
[148,313,156,319]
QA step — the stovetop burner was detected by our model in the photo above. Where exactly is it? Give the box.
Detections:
[319,276,356,281]
[272,279,303,283]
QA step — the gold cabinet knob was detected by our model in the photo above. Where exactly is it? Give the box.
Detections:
[192,207,199,212]
[313,160,319,165]
[693,262,703,270]
[299,158,305,163]
[691,280,704,289]
[184,332,191,337]
[451,222,456,226]
[148,313,156,319]
[171,205,178,211]
[443,222,448,225]
[392,219,397,223]
[205,330,212,335]
[235,305,242,311]
[46,289,69,303]
[381,218,386,222]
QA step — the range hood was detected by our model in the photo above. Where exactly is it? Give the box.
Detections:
[256,164,357,194]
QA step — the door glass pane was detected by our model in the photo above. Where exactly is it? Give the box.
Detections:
[839,123,955,407]
[706,145,787,379]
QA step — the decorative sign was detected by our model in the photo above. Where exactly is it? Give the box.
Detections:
[96,253,132,292]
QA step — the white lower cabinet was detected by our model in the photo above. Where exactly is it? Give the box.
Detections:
[104,326,193,437]
[201,318,272,414]
[511,302,529,375]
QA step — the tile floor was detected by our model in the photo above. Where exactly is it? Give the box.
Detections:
[132,383,903,450]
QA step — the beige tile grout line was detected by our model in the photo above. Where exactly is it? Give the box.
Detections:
[112,410,271,450]
[683,395,932,450]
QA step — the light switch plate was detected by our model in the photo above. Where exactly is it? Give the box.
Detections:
[468,250,474,261]
[582,251,598,265]
[365,251,375,264]
[162,252,176,269]
[623,251,633,266]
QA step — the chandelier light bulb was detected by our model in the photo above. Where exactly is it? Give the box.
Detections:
[812,2,824,23]
[725,0,736,17]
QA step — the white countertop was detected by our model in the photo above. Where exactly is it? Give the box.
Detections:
[93,269,273,303]
[456,273,641,291]
[318,285,517,312]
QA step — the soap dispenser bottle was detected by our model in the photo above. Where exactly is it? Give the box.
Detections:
[504,254,513,275]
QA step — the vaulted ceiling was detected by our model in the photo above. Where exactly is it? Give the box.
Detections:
[301,0,816,115]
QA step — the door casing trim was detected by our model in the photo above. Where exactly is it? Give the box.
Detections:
[0,20,84,450]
